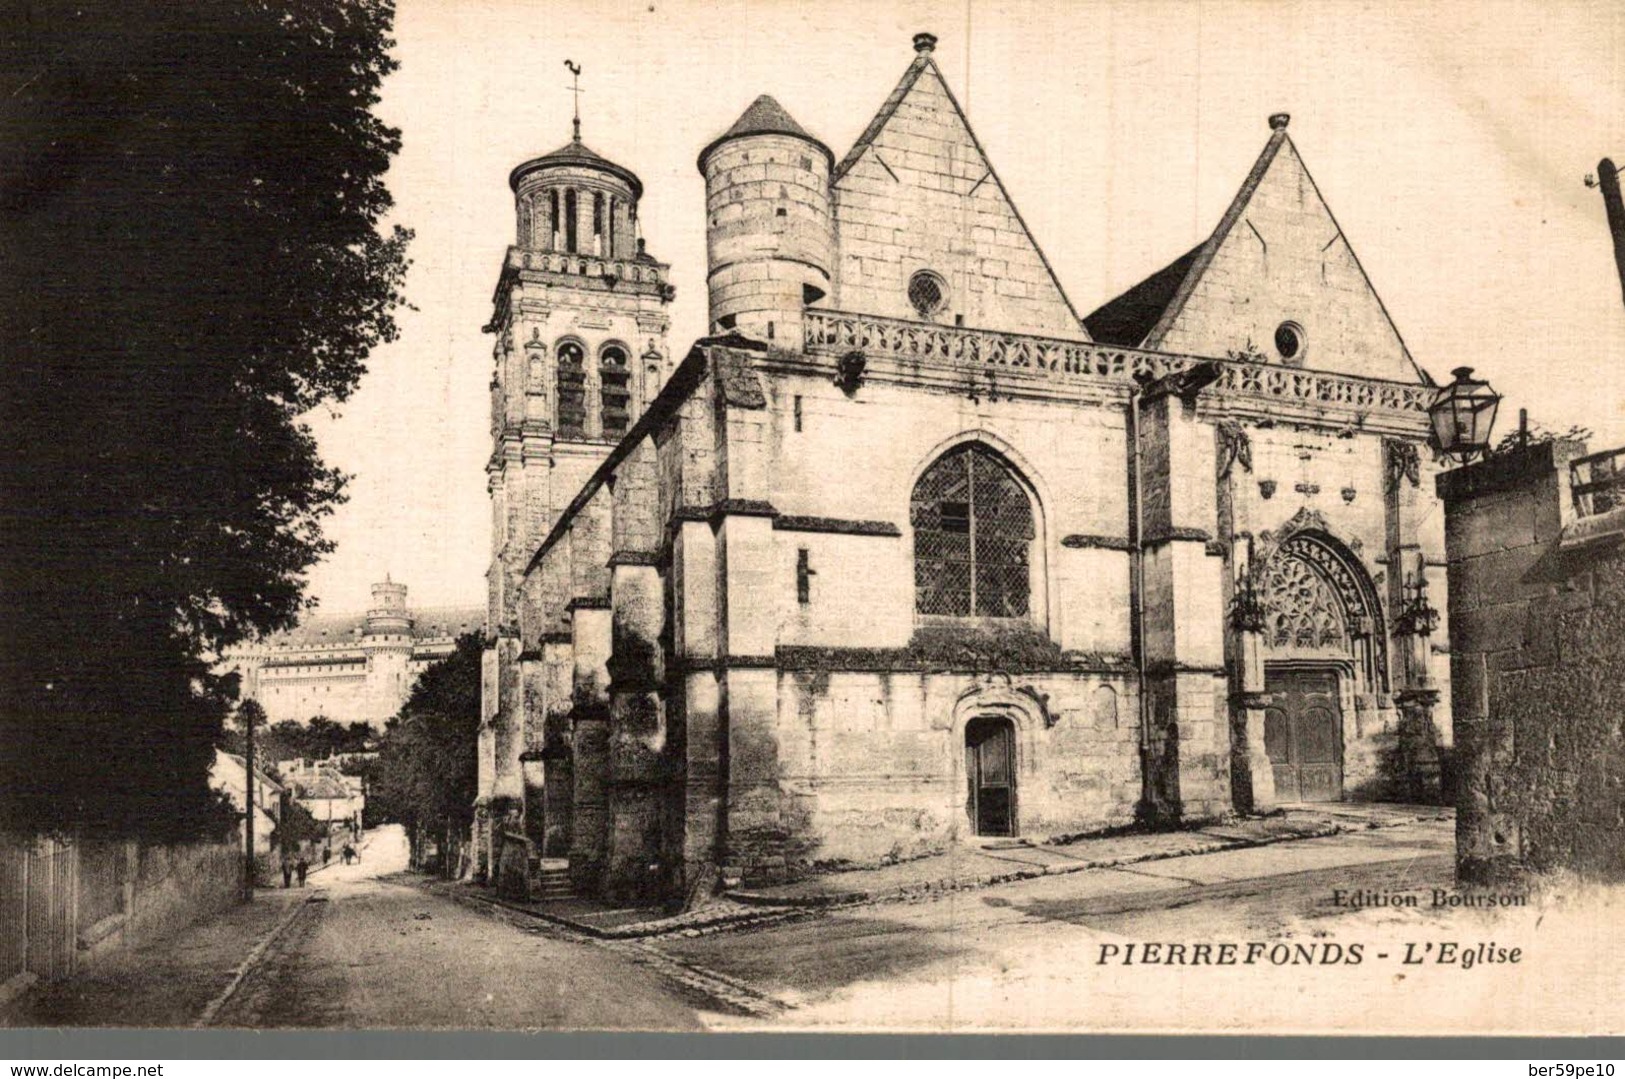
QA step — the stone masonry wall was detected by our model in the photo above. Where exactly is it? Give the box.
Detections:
[1440,441,1625,882]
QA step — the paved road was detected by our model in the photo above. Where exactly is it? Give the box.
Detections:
[5,826,705,1031]
[17,813,1606,1034]
[659,815,1577,1032]
[210,827,704,1030]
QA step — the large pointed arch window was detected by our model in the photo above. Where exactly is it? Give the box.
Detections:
[911,444,1035,618]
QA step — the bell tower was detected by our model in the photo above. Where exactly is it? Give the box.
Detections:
[478,76,674,872]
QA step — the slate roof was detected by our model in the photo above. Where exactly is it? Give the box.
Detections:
[508,134,643,197]
[1082,246,1202,347]
[255,606,483,649]
[697,95,833,171]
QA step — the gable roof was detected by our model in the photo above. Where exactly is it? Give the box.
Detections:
[1083,246,1201,347]
[1137,116,1425,382]
[834,39,1086,330]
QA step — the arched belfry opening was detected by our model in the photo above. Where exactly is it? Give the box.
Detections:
[1253,526,1386,802]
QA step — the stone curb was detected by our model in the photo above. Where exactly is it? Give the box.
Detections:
[725,821,1365,910]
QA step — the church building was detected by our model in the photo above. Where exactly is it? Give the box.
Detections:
[477,33,1452,903]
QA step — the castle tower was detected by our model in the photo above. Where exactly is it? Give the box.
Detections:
[479,105,674,871]
[698,95,834,346]
[364,576,411,637]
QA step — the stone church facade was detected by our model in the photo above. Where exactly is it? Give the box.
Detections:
[477,33,1453,902]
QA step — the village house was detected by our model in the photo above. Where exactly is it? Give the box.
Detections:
[209,749,284,857]
[477,33,1453,902]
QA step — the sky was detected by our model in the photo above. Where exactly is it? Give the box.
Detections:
[298,0,1625,614]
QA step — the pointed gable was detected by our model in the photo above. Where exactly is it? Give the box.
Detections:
[831,37,1086,340]
[1144,116,1421,383]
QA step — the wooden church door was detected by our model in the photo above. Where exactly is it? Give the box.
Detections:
[966,717,1016,836]
[1264,669,1344,801]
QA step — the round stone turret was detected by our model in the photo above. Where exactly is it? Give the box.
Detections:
[365,577,412,637]
[509,134,641,257]
[697,94,834,345]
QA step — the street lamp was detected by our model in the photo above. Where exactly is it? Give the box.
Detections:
[1428,366,1501,463]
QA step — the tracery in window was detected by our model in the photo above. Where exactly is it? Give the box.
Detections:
[1259,552,1347,649]
[556,341,587,437]
[911,444,1034,617]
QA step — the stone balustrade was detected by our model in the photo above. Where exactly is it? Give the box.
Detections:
[803,308,1436,418]
[506,247,667,286]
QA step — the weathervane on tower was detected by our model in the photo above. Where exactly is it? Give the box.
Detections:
[564,60,583,142]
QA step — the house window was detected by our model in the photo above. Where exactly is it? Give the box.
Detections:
[911,444,1034,618]
[556,341,587,437]
[599,344,630,437]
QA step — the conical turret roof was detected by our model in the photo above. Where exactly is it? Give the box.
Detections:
[697,94,833,172]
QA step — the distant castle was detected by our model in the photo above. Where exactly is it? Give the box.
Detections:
[225,578,482,730]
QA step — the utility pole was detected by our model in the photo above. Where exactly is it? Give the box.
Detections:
[243,705,256,901]
[1587,158,1625,309]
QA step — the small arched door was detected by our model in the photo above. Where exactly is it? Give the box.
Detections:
[965,716,1016,836]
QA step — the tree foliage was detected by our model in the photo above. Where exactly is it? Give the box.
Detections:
[221,711,375,765]
[0,1,411,839]
[370,633,481,860]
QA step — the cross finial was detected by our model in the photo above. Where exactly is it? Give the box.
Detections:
[564,60,583,142]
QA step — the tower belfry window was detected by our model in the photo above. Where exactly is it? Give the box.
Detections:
[548,190,559,250]
[565,189,578,253]
[599,344,630,437]
[557,341,586,437]
[592,192,604,255]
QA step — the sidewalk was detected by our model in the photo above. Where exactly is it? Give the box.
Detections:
[434,803,1451,941]
[728,803,1450,906]
[2,888,310,1029]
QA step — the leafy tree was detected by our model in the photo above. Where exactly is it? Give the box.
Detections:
[0,1,411,839]
[1494,422,1593,454]
[371,633,481,866]
[270,796,329,853]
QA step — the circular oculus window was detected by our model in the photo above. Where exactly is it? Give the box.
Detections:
[1274,321,1306,365]
[908,270,949,318]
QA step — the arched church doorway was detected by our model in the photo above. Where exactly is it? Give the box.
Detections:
[1253,523,1386,803]
[965,716,1016,836]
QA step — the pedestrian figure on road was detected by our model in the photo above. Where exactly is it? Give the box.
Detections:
[342,843,355,865]
[296,857,309,887]
[281,859,292,888]
[322,845,331,866]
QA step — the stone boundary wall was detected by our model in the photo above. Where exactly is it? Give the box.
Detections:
[0,832,242,1001]
[1439,441,1625,882]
